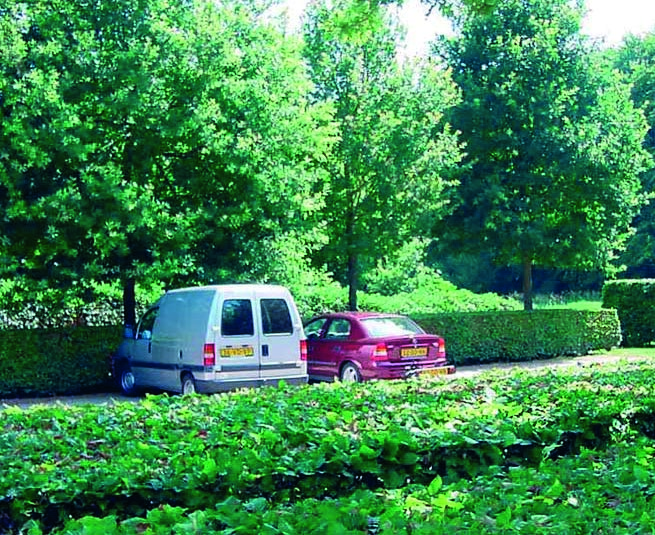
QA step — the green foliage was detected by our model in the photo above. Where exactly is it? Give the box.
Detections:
[613,32,655,276]
[0,326,120,396]
[303,0,463,309]
[413,309,621,365]
[0,0,335,317]
[293,274,518,320]
[0,278,162,329]
[3,361,655,533]
[435,0,652,308]
[602,279,655,347]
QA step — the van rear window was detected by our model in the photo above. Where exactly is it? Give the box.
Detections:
[222,299,254,336]
[261,299,293,335]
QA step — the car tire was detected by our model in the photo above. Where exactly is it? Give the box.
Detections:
[118,365,138,396]
[181,373,196,395]
[340,362,362,383]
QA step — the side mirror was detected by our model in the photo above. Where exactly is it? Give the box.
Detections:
[140,330,152,341]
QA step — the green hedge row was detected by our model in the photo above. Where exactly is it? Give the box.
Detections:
[413,309,621,366]
[602,279,655,347]
[0,326,122,397]
[2,361,655,533]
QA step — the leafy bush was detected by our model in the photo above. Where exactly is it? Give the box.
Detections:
[293,275,519,320]
[413,309,621,365]
[602,279,655,347]
[0,278,163,330]
[3,361,655,533]
[39,438,655,534]
[0,326,121,397]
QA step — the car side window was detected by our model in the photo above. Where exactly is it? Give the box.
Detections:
[326,318,351,340]
[305,318,328,340]
[136,307,158,340]
[261,298,293,335]
[222,299,254,336]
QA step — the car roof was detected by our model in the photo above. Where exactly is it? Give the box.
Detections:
[314,312,405,320]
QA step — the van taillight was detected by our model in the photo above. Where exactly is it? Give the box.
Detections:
[203,343,216,366]
[300,340,307,361]
[372,343,388,361]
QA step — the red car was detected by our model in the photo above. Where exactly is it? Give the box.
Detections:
[304,312,455,382]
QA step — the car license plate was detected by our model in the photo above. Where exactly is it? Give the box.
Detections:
[421,367,450,376]
[220,346,255,358]
[401,347,428,358]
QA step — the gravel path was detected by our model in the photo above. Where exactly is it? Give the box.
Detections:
[1,352,650,409]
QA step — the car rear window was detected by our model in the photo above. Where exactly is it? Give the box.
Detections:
[361,316,423,337]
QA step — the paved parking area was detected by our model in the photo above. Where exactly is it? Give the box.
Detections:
[1,353,650,409]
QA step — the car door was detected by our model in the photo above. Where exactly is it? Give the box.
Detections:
[215,295,260,383]
[309,317,352,380]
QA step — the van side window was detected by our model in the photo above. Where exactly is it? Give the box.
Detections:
[222,299,254,337]
[137,307,158,339]
[261,299,293,335]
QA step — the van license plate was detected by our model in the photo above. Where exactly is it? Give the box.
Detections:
[220,346,255,358]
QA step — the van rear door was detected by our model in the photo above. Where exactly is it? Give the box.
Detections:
[258,296,306,381]
[215,294,260,383]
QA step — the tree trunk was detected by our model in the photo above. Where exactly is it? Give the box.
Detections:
[123,276,137,329]
[347,250,358,311]
[522,256,533,311]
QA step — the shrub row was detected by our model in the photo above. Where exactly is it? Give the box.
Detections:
[602,279,655,347]
[413,308,621,366]
[2,361,655,533]
[0,326,121,397]
[39,437,655,534]
[0,308,619,397]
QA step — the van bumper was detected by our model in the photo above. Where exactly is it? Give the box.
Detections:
[196,375,308,394]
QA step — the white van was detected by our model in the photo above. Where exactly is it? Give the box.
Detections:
[111,284,308,395]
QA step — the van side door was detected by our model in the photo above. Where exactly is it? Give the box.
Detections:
[131,307,159,386]
[259,297,305,381]
[216,297,260,384]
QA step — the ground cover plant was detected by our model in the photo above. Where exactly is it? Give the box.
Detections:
[2,359,655,533]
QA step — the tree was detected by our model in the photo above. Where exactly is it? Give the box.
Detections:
[435,0,652,310]
[303,0,463,310]
[0,0,333,325]
[613,32,655,276]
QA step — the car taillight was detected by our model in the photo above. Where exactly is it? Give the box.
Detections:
[433,339,446,354]
[300,340,307,361]
[203,343,216,366]
[372,343,388,361]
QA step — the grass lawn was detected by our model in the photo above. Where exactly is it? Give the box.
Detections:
[602,346,655,358]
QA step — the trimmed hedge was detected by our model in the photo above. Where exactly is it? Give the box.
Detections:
[413,309,621,366]
[602,279,655,347]
[0,326,122,397]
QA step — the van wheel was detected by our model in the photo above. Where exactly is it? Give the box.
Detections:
[340,363,361,383]
[119,366,138,396]
[181,374,196,395]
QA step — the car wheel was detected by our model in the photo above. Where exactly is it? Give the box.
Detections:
[340,363,362,383]
[119,366,138,396]
[181,373,196,395]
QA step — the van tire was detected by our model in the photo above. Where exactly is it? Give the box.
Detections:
[118,365,138,396]
[340,363,362,383]
[181,373,196,395]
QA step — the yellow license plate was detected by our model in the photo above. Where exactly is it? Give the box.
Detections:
[422,367,450,376]
[401,347,428,358]
[220,346,255,358]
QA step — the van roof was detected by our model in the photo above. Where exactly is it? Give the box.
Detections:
[165,284,290,294]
